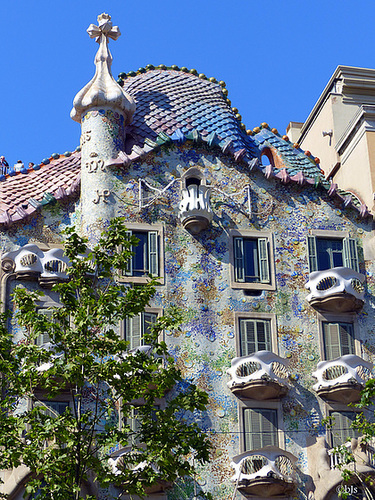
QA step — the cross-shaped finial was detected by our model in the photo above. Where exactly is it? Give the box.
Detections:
[87,13,121,43]
[71,13,135,124]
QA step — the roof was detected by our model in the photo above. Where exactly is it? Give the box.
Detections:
[0,153,80,227]
[0,67,369,227]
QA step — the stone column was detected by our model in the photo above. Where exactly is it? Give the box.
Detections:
[71,13,135,242]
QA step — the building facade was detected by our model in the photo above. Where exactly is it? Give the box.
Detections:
[288,65,375,217]
[1,14,375,500]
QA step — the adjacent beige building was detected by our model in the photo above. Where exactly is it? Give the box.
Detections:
[288,66,375,215]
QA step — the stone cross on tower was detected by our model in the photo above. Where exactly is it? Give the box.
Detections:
[71,13,135,241]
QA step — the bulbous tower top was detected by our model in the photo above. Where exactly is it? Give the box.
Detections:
[70,13,135,124]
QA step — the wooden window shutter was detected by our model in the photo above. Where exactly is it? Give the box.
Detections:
[126,314,142,350]
[240,319,272,355]
[244,409,278,451]
[240,319,256,356]
[330,411,357,448]
[244,409,262,450]
[36,309,52,346]
[258,238,270,283]
[307,235,318,272]
[148,231,159,276]
[260,409,278,448]
[339,322,355,356]
[324,322,355,360]
[234,237,245,282]
[36,332,51,346]
[124,230,133,276]
[257,320,272,352]
[343,237,359,272]
[324,322,341,360]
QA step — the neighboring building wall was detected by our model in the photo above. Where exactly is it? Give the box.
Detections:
[334,129,373,209]
[296,95,339,175]
[296,66,375,215]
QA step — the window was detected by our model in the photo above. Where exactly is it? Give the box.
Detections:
[126,405,159,446]
[123,311,158,350]
[329,411,358,448]
[120,224,164,284]
[243,408,278,450]
[34,400,70,417]
[125,230,158,277]
[307,235,359,272]
[230,230,275,290]
[239,318,272,356]
[35,308,53,346]
[234,237,269,283]
[323,321,355,360]
[182,166,204,189]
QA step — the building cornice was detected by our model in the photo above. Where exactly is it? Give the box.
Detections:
[336,105,375,158]
[298,66,375,143]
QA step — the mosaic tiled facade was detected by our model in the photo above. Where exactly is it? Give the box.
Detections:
[1,13,375,500]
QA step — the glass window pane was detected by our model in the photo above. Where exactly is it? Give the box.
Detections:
[132,232,148,276]
[243,239,259,282]
[316,238,343,270]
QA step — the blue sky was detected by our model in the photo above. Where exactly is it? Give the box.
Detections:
[2,0,375,166]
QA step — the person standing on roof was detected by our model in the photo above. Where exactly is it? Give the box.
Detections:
[0,156,9,175]
[13,160,24,172]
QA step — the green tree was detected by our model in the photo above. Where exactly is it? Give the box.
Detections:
[324,381,375,499]
[0,218,210,500]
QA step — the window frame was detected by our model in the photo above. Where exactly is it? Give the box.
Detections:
[234,312,278,356]
[324,402,361,449]
[229,229,275,291]
[307,230,359,273]
[35,298,61,347]
[180,167,206,189]
[317,312,361,361]
[31,389,72,415]
[118,223,164,285]
[120,307,163,350]
[239,400,284,453]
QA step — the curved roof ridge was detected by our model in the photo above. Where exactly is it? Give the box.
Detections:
[120,67,257,157]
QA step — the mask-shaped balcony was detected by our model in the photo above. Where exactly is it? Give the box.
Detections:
[178,184,212,234]
[231,447,297,497]
[109,450,172,494]
[305,267,365,313]
[2,244,70,287]
[227,351,290,400]
[312,354,373,403]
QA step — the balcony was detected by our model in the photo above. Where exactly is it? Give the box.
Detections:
[109,449,171,494]
[231,446,297,497]
[312,354,373,403]
[328,438,375,473]
[227,351,290,400]
[305,267,365,313]
[178,184,212,234]
[2,244,70,287]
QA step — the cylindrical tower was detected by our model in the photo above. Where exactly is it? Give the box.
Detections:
[71,13,135,241]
